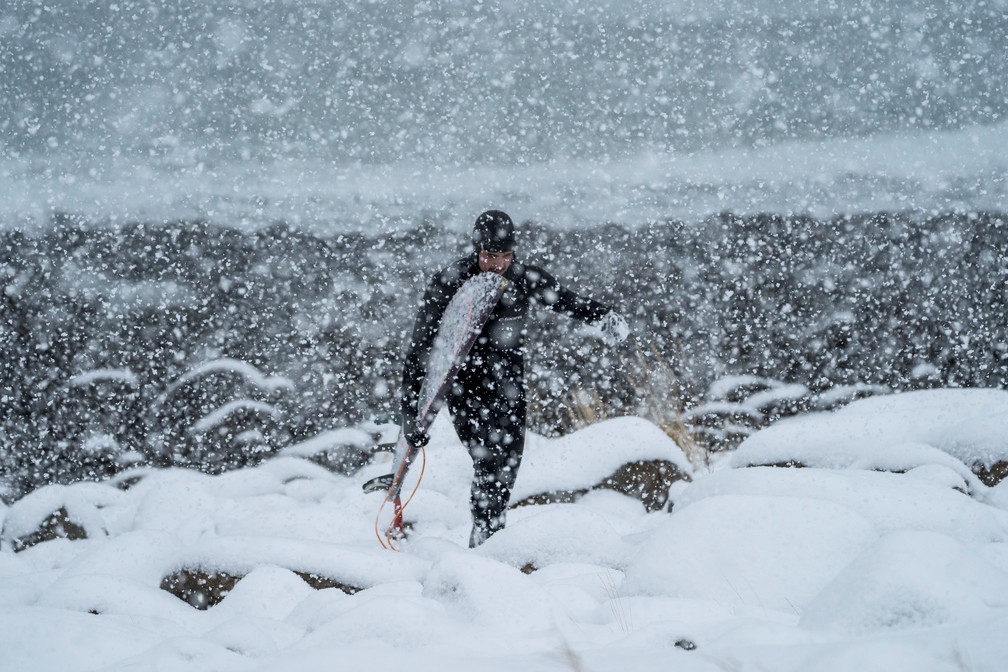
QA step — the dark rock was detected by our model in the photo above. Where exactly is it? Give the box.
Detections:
[972,461,1008,487]
[512,459,689,512]
[597,459,688,512]
[294,571,361,595]
[7,212,1008,499]
[161,567,364,610]
[512,489,587,508]
[740,460,808,469]
[8,506,89,552]
[161,569,243,610]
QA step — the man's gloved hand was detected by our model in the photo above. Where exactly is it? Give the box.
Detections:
[596,310,630,344]
[403,420,430,448]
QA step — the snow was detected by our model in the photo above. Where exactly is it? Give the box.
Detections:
[278,429,374,457]
[0,482,124,545]
[3,390,1008,671]
[800,530,1008,633]
[190,400,279,435]
[511,416,692,500]
[731,388,1008,474]
[67,369,139,389]
[163,359,294,399]
[4,1,1008,668]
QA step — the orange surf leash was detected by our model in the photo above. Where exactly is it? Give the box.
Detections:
[373,444,427,551]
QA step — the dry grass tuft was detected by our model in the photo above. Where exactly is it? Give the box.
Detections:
[565,343,709,469]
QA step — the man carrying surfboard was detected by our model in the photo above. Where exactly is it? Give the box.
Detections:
[401,210,629,547]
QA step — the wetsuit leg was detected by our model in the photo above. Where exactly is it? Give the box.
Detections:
[449,355,527,547]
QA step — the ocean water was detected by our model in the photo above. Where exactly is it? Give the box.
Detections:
[3,0,1006,229]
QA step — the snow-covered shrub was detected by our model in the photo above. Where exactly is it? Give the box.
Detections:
[58,369,144,476]
[4,212,1008,497]
[150,358,293,473]
[686,376,802,452]
[278,427,379,476]
[686,375,889,453]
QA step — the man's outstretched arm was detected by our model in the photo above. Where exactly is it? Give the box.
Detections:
[527,266,629,343]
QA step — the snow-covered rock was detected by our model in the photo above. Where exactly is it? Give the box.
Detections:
[801,529,1008,633]
[3,390,1008,671]
[731,388,1008,488]
[511,416,693,510]
[1,482,125,551]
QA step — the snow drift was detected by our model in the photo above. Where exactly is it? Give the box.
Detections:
[3,389,1008,670]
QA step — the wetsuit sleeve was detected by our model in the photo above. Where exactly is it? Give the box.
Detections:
[527,266,612,323]
[400,272,455,425]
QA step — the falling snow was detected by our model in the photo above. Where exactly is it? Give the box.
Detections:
[2,1,1008,669]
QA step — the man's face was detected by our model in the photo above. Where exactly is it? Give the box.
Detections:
[478,249,514,275]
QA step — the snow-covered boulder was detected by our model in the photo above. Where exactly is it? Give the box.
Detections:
[1,482,125,551]
[4,395,1008,671]
[623,490,878,612]
[389,413,693,518]
[67,368,139,390]
[730,388,1008,490]
[800,529,1008,633]
[160,358,294,402]
[511,416,693,512]
[625,463,1008,618]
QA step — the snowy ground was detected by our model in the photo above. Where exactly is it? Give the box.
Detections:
[2,389,1008,671]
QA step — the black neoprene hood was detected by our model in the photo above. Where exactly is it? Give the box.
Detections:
[472,210,516,252]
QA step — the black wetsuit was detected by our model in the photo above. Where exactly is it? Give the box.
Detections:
[401,253,611,545]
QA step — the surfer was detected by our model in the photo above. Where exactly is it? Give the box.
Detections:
[400,210,629,546]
